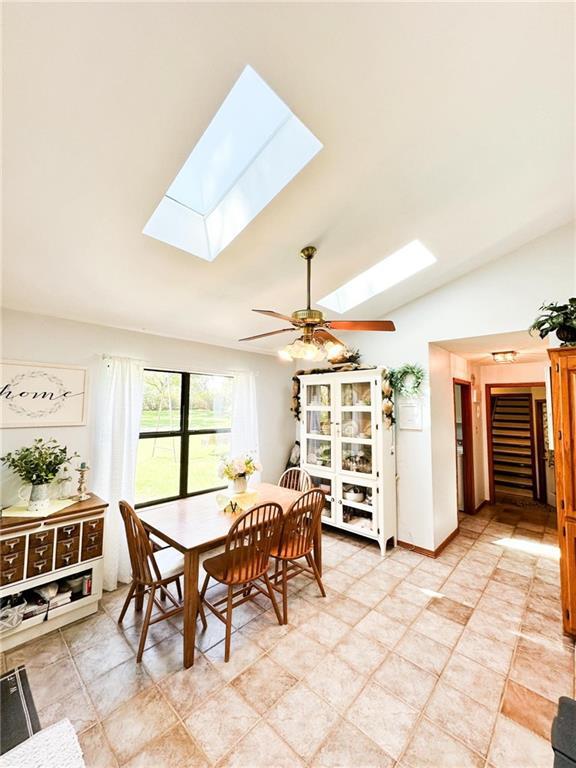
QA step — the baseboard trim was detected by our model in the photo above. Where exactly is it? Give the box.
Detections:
[474,500,489,514]
[397,525,460,559]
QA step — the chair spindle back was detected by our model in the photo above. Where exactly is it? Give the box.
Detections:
[119,500,159,585]
[224,502,283,584]
[278,468,312,492]
[280,489,324,559]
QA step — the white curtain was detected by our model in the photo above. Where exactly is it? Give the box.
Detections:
[91,355,144,591]
[230,372,261,481]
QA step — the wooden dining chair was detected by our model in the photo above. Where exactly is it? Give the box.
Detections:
[270,488,326,624]
[278,467,312,492]
[118,500,207,662]
[200,503,284,662]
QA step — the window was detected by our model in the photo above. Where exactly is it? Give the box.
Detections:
[143,65,322,261]
[135,369,233,507]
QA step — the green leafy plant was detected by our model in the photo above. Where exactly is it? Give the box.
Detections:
[1,438,78,485]
[389,364,425,396]
[529,299,576,345]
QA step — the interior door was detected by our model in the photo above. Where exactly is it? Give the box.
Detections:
[338,378,377,479]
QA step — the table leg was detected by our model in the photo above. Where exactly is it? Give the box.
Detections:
[313,520,323,576]
[183,549,200,668]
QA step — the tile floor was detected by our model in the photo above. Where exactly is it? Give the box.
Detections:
[2,502,575,767]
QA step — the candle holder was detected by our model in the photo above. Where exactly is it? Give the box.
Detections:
[75,462,91,501]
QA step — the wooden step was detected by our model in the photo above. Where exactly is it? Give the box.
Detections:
[494,464,533,476]
[494,473,533,488]
[495,484,533,498]
[493,429,531,438]
[493,445,532,455]
[493,454,533,465]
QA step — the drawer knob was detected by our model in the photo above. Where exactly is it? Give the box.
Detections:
[36,533,48,542]
[34,560,47,571]
[3,569,16,582]
[3,554,18,566]
[63,526,74,535]
[6,540,18,551]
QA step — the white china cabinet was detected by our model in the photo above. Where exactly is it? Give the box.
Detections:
[298,368,396,554]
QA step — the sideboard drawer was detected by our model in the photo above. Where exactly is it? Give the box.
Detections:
[81,532,103,561]
[56,536,80,556]
[83,518,104,534]
[0,536,26,555]
[29,529,55,548]
[57,523,80,541]
[0,550,25,585]
[27,555,52,579]
[55,548,79,570]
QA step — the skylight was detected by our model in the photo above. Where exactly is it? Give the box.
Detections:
[317,240,436,314]
[143,65,323,261]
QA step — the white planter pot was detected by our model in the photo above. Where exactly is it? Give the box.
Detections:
[19,483,51,513]
[232,476,248,494]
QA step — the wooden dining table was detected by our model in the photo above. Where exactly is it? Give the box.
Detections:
[139,482,322,668]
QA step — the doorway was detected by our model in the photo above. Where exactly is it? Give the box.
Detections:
[535,399,548,504]
[485,382,543,503]
[453,379,475,514]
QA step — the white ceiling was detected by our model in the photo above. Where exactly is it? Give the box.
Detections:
[435,330,550,366]
[2,3,574,353]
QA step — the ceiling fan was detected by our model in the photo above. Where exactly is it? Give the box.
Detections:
[239,246,396,361]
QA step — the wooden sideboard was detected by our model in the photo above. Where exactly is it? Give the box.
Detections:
[548,348,576,637]
[0,494,107,650]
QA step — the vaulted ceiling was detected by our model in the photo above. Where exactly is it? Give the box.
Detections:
[3,3,574,352]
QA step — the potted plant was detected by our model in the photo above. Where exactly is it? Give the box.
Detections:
[1,438,78,513]
[530,299,576,346]
[218,454,261,494]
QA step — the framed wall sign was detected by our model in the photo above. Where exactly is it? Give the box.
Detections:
[398,399,423,431]
[1,361,88,428]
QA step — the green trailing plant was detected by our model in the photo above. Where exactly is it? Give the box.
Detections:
[529,299,576,345]
[389,364,425,397]
[1,438,78,485]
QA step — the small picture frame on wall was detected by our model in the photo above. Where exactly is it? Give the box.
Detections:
[1,361,88,428]
[398,399,423,431]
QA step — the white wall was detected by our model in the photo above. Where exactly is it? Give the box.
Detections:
[343,222,575,550]
[1,310,295,505]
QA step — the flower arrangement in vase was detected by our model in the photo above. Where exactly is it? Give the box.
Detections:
[1,438,79,513]
[218,454,261,494]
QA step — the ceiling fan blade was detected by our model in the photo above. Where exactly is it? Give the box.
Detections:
[252,309,300,325]
[327,320,396,332]
[239,328,296,342]
[314,328,346,346]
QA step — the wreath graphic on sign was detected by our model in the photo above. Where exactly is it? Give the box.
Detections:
[6,371,68,418]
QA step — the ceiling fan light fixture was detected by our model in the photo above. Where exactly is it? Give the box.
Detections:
[324,341,346,360]
[278,337,327,362]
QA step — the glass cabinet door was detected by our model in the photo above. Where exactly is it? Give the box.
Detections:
[305,438,332,470]
[303,381,333,471]
[338,379,376,477]
[305,383,331,408]
[337,478,377,535]
[309,473,335,523]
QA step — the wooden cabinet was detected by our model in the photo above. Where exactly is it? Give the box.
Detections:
[0,494,107,650]
[548,348,576,637]
[299,368,396,554]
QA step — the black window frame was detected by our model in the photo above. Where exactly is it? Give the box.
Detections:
[135,368,232,509]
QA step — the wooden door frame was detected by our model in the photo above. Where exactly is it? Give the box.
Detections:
[485,382,543,504]
[535,399,548,504]
[453,379,475,514]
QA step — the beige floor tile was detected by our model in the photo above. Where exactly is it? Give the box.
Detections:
[120,616,181,653]
[86,656,153,719]
[484,580,528,606]
[373,652,437,709]
[526,592,563,622]
[184,685,260,764]
[204,632,264,682]
[141,633,188,681]
[395,629,452,675]
[488,715,553,768]
[78,724,119,768]
[426,596,473,625]
[240,608,293,650]
[416,559,454,579]
[439,581,483,608]
[63,611,122,655]
[311,719,394,768]
[324,595,370,626]
[402,717,484,768]
[455,628,514,675]
[374,594,423,625]
[232,654,297,714]
[346,575,395,606]
[405,568,447,591]
[5,630,68,669]
[440,652,505,711]
[346,681,418,759]
[371,557,413,578]
[103,686,177,763]
[73,631,134,684]
[510,637,574,702]
[322,569,356,594]
[218,719,303,767]
[159,652,225,715]
[501,679,557,741]
[391,580,433,608]
[125,724,208,768]
[475,592,525,621]
[334,628,389,675]
[337,555,377,579]
[410,609,463,648]
[522,608,564,642]
[39,685,97,734]
[492,566,532,589]
[305,653,366,713]
[269,628,327,678]
[266,682,339,761]
[298,611,352,649]
[466,608,520,646]
[27,656,82,709]
[445,566,489,591]
[355,609,407,648]
[424,680,495,755]
[194,612,234,652]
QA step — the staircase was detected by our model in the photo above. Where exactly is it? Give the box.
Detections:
[491,395,535,500]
